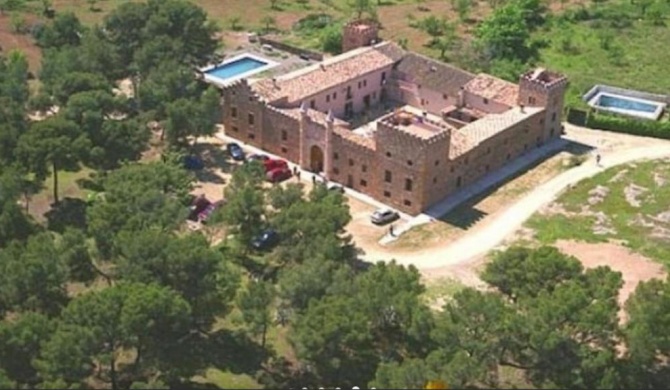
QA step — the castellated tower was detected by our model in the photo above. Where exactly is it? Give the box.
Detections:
[341,19,380,53]
[518,68,569,139]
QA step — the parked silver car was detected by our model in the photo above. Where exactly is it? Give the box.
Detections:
[370,208,399,225]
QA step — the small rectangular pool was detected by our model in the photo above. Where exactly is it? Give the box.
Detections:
[587,91,666,120]
[201,53,279,86]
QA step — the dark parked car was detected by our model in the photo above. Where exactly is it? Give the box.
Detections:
[327,183,345,193]
[227,142,245,161]
[198,200,226,224]
[188,195,212,221]
[252,229,279,250]
[267,167,292,183]
[247,154,269,162]
[183,155,204,170]
[370,208,400,225]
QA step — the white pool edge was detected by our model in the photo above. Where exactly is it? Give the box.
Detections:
[201,53,280,87]
[587,91,666,120]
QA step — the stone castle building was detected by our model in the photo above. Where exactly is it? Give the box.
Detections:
[219,20,568,215]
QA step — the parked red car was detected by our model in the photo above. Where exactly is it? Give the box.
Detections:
[266,167,292,183]
[263,158,288,173]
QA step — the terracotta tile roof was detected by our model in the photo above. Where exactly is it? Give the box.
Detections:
[464,74,520,107]
[449,130,471,159]
[334,127,375,150]
[251,42,402,104]
[394,53,476,97]
[451,106,545,157]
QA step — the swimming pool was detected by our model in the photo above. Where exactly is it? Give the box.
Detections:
[201,53,279,86]
[597,94,658,113]
[584,86,667,120]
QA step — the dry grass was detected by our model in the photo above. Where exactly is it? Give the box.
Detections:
[390,150,570,251]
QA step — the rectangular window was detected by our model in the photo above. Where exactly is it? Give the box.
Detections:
[248,113,254,125]
[333,92,337,100]
[326,95,330,102]
[528,96,536,105]
[404,200,412,206]
[281,130,287,141]
[443,94,448,100]
[333,152,339,160]
[281,146,287,153]
[348,158,354,166]
[333,167,340,175]
[363,80,367,87]
[248,133,255,139]
[407,160,413,166]
[360,179,367,187]
[551,112,557,122]
[231,107,238,118]
[483,98,489,104]
[381,72,386,85]
[383,191,391,198]
[346,86,352,100]
[310,100,315,109]
[362,164,367,173]
[231,126,239,132]
[384,170,392,183]
[435,160,439,166]
[405,178,413,192]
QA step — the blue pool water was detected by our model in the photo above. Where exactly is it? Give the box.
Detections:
[205,57,268,80]
[597,94,659,113]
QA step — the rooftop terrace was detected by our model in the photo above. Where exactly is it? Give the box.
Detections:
[380,105,451,140]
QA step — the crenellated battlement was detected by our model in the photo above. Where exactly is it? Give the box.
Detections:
[377,111,451,146]
[342,19,380,53]
[264,105,301,123]
[519,68,569,92]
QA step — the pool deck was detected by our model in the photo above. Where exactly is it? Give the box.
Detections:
[200,45,318,88]
[583,84,668,121]
[587,91,666,120]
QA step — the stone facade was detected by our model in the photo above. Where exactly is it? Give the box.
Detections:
[218,21,568,216]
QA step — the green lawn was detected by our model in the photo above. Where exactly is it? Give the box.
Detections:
[526,159,670,265]
[537,1,670,108]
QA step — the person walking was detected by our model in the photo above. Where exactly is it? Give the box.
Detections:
[312,174,317,185]
[596,153,602,166]
[389,224,395,237]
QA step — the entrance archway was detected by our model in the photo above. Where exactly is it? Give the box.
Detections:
[310,145,324,173]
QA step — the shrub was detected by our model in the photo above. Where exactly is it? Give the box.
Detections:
[585,112,670,139]
[320,24,342,54]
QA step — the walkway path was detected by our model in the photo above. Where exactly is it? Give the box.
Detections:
[361,144,670,272]
[379,138,569,245]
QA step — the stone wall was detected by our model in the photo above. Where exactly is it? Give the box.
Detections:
[262,106,301,162]
[258,36,324,61]
[330,134,378,195]
[221,79,266,149]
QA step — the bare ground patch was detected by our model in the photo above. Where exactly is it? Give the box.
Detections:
[555,239,666,322]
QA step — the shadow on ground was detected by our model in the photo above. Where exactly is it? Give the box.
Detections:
[432,138,594,230]
[45,197,88,233]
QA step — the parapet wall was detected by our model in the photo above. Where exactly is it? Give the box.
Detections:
[258,36,324,61]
